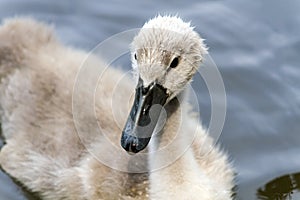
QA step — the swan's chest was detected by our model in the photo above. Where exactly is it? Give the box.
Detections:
[122,173,150,199]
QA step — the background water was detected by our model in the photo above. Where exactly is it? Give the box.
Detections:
[0,0,300,199]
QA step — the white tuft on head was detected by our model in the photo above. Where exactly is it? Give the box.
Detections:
[142,15,194,35]
[131,15,208,99]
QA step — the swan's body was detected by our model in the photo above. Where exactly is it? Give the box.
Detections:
[0,16,234,199]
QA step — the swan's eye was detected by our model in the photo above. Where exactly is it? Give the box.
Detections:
[134,53,137,60]
[170,57,179,68]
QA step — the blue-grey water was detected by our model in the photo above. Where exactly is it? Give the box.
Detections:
[0,0,300,199]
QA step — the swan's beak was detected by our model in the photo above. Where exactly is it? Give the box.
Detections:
[121,82,168,153]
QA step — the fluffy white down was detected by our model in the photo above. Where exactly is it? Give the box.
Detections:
[0,16,234,200]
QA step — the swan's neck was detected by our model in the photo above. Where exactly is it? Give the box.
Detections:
[148,89,194,166]
[147,89,205,199]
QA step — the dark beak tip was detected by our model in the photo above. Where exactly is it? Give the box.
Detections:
[121,133,151,154]
[121,133,139,153]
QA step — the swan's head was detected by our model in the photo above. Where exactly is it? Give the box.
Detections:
[121,15,207,153]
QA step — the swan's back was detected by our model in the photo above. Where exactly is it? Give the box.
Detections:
[0,18,143,199]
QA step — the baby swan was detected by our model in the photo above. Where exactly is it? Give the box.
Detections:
[0,16,234,199]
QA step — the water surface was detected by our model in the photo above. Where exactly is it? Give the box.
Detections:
[0,0,300,199]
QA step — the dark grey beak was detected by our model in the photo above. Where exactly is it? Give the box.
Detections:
[121,80,168,153]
